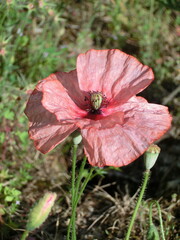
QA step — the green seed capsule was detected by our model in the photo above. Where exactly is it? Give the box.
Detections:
[144,144,161,170]
[91,93,103,110]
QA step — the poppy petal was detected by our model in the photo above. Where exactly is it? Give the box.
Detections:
[76,111,124,129]
[24,86,78,153]
[29,123,77,154]
[55,70,86,109]
[104,96,148,115]
[25,73,86,123]
[77,49,154,104]
[81,103,171,167]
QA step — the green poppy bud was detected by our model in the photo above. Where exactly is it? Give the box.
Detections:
[147,223,160,240]
[144,144,161,170]
[73,133,82,145]
[26,192,57,231]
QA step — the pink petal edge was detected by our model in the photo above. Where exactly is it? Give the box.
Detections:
[77,49,154,105]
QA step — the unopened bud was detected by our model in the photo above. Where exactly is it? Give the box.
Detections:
[144,144,161,170]
[147,223,160,240]
[73,133,82,145]
[26,192,57,231]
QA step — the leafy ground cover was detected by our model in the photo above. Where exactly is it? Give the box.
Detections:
[0,0,179,239]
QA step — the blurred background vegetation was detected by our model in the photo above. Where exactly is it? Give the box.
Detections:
[0,0,179,239]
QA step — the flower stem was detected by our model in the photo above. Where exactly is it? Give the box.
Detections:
[75,167,94,205]
[71,144,77,240]
[125,170,151,240]
[67,144,78,240]
[20,230,29,240]
[66,145,94,240]
[74,156,87,199]
[156,201,166,240]
[150,201,166,240]
[149,202,154,226]
[72,144,78,207]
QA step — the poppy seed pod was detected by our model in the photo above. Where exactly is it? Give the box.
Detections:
[144,144,161,170]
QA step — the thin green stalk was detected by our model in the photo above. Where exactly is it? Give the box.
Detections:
[155,201,166,240]
[125,170,151,240]
[71,207,76,240]
[75,167,94,205]
[20,230,29,240]
[71,144,78,207]
[74,156,87,200]
[69,166,94,240]
[148,201,166,239]
[149,202,154,226]
[67,146,93,240]
[66,212,73,240]
[71,144,78,240]
[67,144,78,240]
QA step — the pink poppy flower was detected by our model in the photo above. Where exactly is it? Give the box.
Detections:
[25,49,172,167]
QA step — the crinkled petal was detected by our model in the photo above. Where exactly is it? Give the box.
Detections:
[25,73,86,122]
[24,73,85,153]
[81,103,171,167]
[104,96,148,115]
[29,123,77,154]
[76,111,124,129]
[77,49,154,104]
[55,70,86,109]
[24,86,78,153]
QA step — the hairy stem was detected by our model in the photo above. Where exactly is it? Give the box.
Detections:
[155,201,166,240]
[66,145,94,240]
[125,170,151,240]
[67,144,77,240]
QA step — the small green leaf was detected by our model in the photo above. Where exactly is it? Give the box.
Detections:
[12,189,21,197]
[20,36,29,47]
[3,109,15,120]
[0,132,5,143]
[5,196,14,202]
[18,131,28,144]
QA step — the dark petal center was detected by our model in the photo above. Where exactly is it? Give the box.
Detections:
[83,91,108,117]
